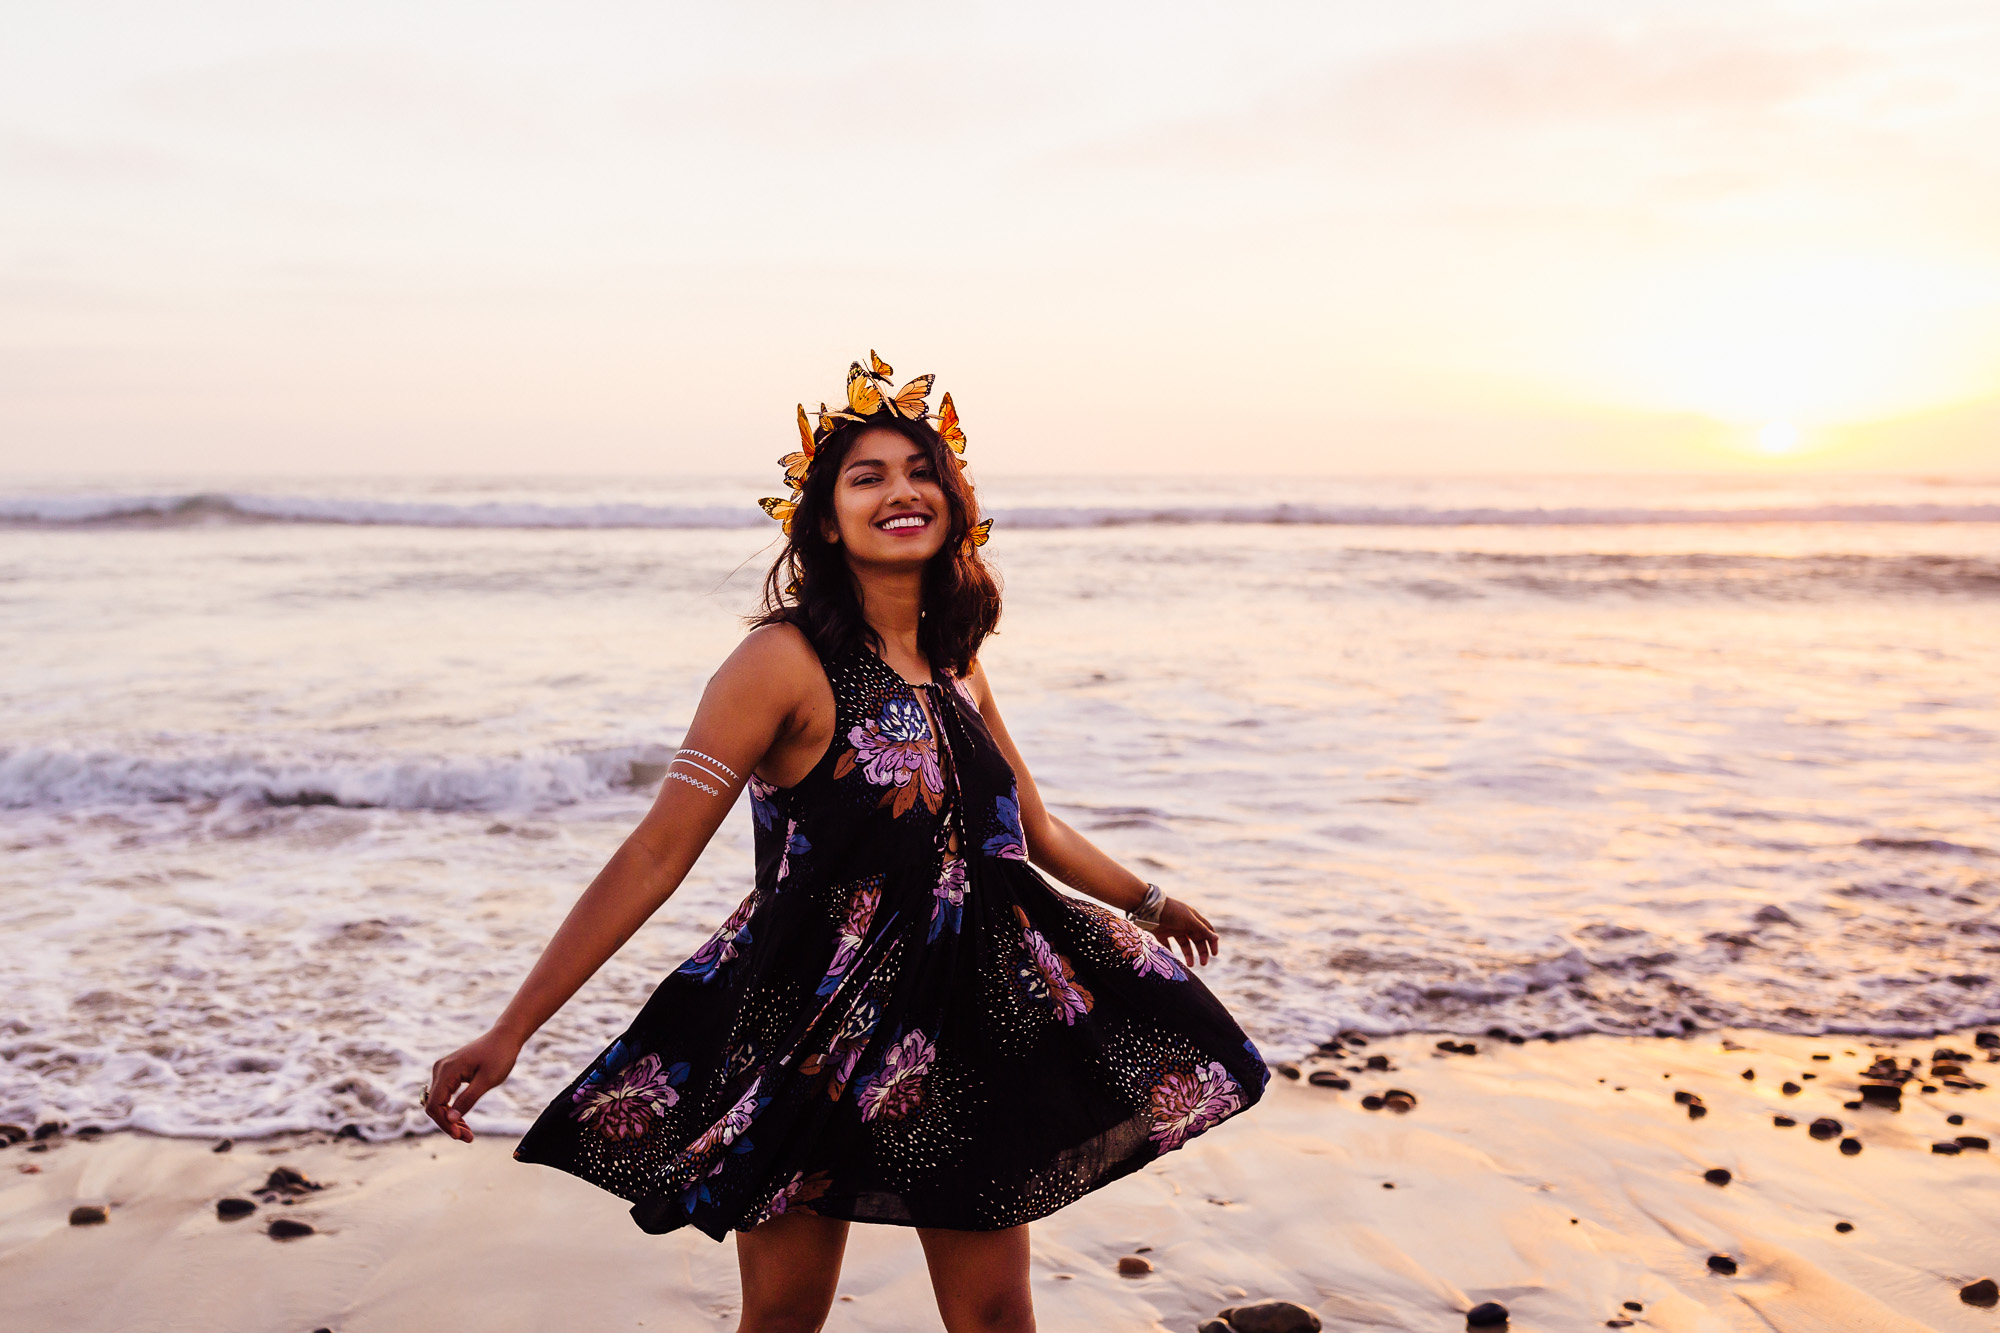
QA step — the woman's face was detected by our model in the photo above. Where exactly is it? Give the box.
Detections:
[825,426,950,568]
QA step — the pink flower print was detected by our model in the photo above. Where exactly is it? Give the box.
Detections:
[928,856,968,941]
[816,878,881,997]
[801,995,882,1101]
[1011,904,1093,1023]
[1147,1061,1242,1152]
[982,793,1027,861]
[1103,910,1186,981]
[776,818,810,882]
[768,1169,832,1217]
[572,1053,683,1141]
[835,697,944,818]
[856,1028,937,1123]
[677,889,759,983]
[684,1073,764,1163]
[747,773,778,830]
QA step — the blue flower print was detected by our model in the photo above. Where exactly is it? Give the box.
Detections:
[983,792,1027,861]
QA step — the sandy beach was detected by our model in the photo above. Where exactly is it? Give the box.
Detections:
[6,1027,1995,1332]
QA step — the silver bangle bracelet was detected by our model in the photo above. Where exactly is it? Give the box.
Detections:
[1126,882,1166,928]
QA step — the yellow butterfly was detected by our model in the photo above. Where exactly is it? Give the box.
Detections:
[759,495,798,535]
[779,404,815,488]
[815,400,862,436]
[936,392,966,455]
[886,374,933,420]
[869,349,894,379]
[962,518,992,552]
[846,362,883,415]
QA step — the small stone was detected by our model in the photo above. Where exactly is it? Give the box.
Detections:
[1703,1167,1731,1185]
[1687,1103,1708,1120]
[0,1124,27,1145]
[1215,1299,1323,1333]
[33,1122,64,1140]
[1963,1279,1998,1309]
[1365,1055,1391,1071]
[76,1126,102,1139]
[216,1197,257,1219]
[1307,1071,1349,1090]
[1948,1113,1965,1125]
[69,1205,108,1226]
[1808,1117,1842,1140]
[1436,1040,1457,1052]
[1802,1072,1817,1080]
[1976,1033,1998,1050]
[1774,1116,1796,1127]
[17,1164,40,1173]
[1922,1084,1939,1093]
[1812,1053,1830,1061]
[267,1218,315,1239]
[1276,1063,1302,1081]
[1707,1254,1738,1276]
[1606,1323,1632,1329]
[1673,1090,1699,1105]
[1957,1136,1990,1151]
[261,1166,322,1193]
[1858,1083,1901,1109]
[1839,1138,1862,1155]
[1117,1255,1153,1276]
[1741,1069,1754,1080]
[1835,1222,1853,1233]
[1508,1035,1525,1045]
[1782,1082,1801,1095]
[1465,1301,1509,1327]
[26,1143,47,1154]
[1382,1089,1417,1113]
[1361,1095,1385,1110]
[212,1138,233,1153]
[336,1124,364,1140]
[1932,1141,1963,1155]
[1622,1302,1642,1312]
[1843,1100,1863,1111]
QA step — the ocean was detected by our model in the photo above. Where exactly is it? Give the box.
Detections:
[3,473,1997,1143]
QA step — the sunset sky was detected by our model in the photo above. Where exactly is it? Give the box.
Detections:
[6,0,2000,475]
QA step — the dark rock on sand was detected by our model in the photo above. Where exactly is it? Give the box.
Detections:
[0,1124,26,1145]
[1774,1116,1796,1127]
[1781,1082,1801,1096]
[1465,1301,1509,1327]
[1687,1103,1708,1120]
[1958,1136,1990,1151]
[267,1219,315,1240]
[1932,1142,1963,1155]
[1673,1090,1700,1105]
[1606,1322,1632,1329]
[1858,1083,1902,1109]
[1976,1032,1998,1049]
[1963,1279,1999,1309]
[1835,1222,1854,1233]
[1707,1255,1739,1276]
[1116,1255,1153,1275]
[34,1121,64,1140]
[1382,1089,1417,1113]
[69,1205,108,1225]
[212,1138,233,1153]
[1365,1055,1391,1071]
[1276,1063,1302,1081]
[217,1197,257,1219]
[1215,1299,1322,1332]
[1361,1095,1385,1110]
[1703,1168,1731,1186]
[1741,1069,1754,1080]
[1622,1302,1642,1311]
[1808,1118,1842,1140]
[336,1124,364,1140]
[1307,1071,1349,1090]
[262,1166,324,1194]
[1840,1138,1862,1155]
[1948,1113,1965,1126]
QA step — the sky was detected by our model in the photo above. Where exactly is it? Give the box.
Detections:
[5,0,2000,475]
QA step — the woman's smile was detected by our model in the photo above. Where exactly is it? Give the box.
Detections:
[875,511,932,534]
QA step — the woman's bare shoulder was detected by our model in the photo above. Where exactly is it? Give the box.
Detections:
[708,622,823,701]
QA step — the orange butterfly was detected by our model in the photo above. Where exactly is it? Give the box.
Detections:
[936,392,966,455]
[846,362,883,415]
[868,349,894,379]
[758,494,798,535]
[779,404,815,488]
[849,353,932,421]
[962,518,992,553]
[886,373,933,420]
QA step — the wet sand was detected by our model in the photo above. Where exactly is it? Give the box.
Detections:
[4,1029,1996,1332]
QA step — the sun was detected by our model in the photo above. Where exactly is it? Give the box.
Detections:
[1754,421,1801,455]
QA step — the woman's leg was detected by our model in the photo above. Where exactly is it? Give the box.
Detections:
[916,1223,1035,1333]
[733,1209,851,1333]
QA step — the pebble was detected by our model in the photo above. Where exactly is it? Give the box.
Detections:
[0,1124,27,1145]
[216,1197,257,1219]
[1687,1103,1708,1121]
[1307,1071,1349,1090]
[34,1121,65,1139]
[1835,1222,1854,1233]
[1214,1299,1323,1333]
[1360,1096,1384,1111]
[1932,1142,1962,1155]
[1673,1090,1700,1105]
[1365,1055,1391,1071]
[1773,1116,1796,1127]
[1465,1302,1509,1327]
[1623,1302,1642,1312]
[1707,1255,1739,1276]
[1840,1138,1863,1156]
[1117,1255,1153,1275]
[1963,1279,1999,1309]
[1781,1082,1801,1096]
[1382,1089,1417,1114]
[212,1138,233,1153]
[1959,1136,1990,1151]
[1276,1063,1302,1081]
[267,1219,315,1240]
[1948,1113,1965,1126]
[1741,1069,1754,1080]
[1606,1322,1632,1329]
[1703,1168,1731,1186]
[69,1205,108,1226]
[262,1165,324,1194]
[17,1164,40,1174]
[1808,1118,1842,1140]
[1858,1083,1902,1108]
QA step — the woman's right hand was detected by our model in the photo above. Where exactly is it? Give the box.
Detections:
[424,1027,522,1143]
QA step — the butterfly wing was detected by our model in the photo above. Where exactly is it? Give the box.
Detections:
[868,350,893,380]
[781,406,816,485]
[846,362,883,415]
[817,402,863,437]
[888,374,934,419]
[962,518,992,551]
[936,392,966,454]
[759,495,798,535]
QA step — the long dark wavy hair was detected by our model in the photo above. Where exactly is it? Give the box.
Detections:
[751,412,1002,676]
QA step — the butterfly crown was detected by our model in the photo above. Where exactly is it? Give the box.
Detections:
[759,350,990,553]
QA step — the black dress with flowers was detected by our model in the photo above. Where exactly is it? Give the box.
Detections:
[511,645,1268,1241]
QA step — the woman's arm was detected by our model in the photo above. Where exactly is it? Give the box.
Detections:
[964,660,1221,968]
[423,624,828,1141]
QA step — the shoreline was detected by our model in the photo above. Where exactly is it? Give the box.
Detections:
[5,1028,1996,1332]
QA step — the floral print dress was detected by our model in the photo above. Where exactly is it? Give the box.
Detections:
[511,646,1268,1240]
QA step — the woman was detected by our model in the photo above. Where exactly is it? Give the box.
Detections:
[423,355,1268,1333]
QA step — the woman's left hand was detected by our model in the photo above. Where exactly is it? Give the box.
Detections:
[1148,897,1220,967]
